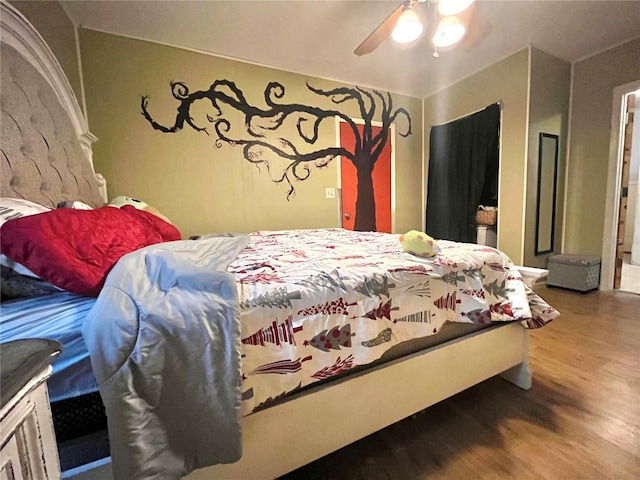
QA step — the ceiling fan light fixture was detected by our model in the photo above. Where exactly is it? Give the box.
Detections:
[391,6,423,44]
[437,0,474,16]
[432,16,466,47]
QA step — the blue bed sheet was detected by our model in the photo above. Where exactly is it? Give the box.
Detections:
[0,293,98,402]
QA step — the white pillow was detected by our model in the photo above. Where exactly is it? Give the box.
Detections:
[0,197,51,225]
[0,198,51,279]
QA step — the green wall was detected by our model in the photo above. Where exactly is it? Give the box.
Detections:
[78,29,423,239]
[423,49,530,264]
[422,47,572,267]
[566,38,640,257]
[525,48,571,268]
[10,0,640,268]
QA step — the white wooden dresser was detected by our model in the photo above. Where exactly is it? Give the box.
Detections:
[1,339,62,480]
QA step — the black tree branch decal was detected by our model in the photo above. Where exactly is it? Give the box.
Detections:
[141,80,411,231]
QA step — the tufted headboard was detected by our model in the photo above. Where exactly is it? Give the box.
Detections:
[0,2,106,208]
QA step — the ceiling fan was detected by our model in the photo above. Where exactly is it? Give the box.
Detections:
[354,0,489,57]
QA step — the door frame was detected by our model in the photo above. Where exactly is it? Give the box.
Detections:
[601,79,640,291]
[334,118,396,232]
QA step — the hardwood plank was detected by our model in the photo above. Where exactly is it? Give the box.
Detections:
[281,288,640,479]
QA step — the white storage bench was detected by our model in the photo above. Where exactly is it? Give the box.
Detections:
[547,254,600,292]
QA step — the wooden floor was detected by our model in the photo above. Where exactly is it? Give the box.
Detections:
[281,287,640,480]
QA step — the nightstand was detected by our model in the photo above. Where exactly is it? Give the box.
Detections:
[1,339,62,480]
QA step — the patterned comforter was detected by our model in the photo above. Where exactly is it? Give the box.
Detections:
[232,229,558,416]
[85,228,558,479]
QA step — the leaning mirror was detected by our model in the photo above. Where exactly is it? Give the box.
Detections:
[535,133,559,255]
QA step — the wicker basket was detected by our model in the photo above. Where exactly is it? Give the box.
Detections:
[476,207,497,226]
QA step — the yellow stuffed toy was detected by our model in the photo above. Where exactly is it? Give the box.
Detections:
[399,230,439,257]
[108,196,172,224]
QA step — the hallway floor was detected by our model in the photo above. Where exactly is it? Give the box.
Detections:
[619,253,640,294]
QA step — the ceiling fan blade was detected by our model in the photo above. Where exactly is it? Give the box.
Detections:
[354,2,406,56]
[459,4,491,52]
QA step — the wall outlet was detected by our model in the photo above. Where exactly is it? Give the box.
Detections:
[325,188,336,199]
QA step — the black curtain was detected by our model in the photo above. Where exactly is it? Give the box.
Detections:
[425,103,500,243]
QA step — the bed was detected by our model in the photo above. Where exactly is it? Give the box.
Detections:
[0,4,558,480]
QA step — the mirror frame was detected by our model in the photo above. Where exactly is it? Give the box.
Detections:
[535,133,559,255]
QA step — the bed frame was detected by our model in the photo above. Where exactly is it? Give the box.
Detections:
[0,3,532,479]
[70,324,529,480]
[0,1,106,207]
[195,325,530,479]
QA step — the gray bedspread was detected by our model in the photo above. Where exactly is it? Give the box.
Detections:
[83,235,250,480]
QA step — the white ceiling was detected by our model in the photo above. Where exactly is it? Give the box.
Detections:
[61,0,640,98]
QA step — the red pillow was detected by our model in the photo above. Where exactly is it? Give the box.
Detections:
[0,205,181,296]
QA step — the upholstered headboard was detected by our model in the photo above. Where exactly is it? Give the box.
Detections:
[0,2,105,208]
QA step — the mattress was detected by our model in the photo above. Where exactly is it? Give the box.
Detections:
[0,262,495,411]
[0,290,492,402]
[0,292,98,402]
[0,288,494,452]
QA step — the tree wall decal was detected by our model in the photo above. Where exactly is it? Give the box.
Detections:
[141,80,412,231]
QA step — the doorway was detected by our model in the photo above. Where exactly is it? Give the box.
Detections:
[425,103,501,243]
[602,80,640,293]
